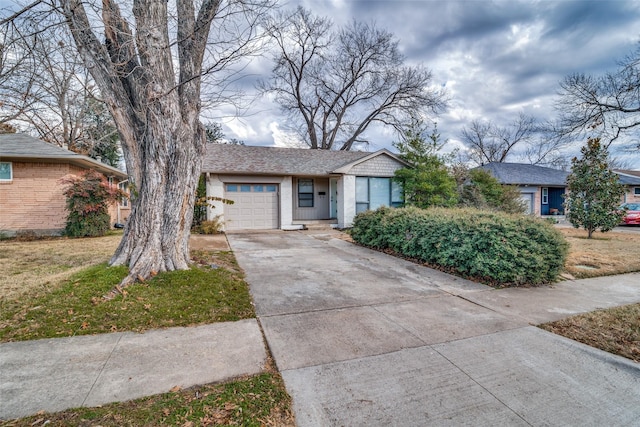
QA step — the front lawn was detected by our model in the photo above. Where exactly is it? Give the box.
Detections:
[540,303,640,363]
[558,227,640,278]
[0,248,254,342]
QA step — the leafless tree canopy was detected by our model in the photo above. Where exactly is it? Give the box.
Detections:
[459,112,569,168]
[261,7,446,150]
[557,46,640,150]
[0,17,116,155]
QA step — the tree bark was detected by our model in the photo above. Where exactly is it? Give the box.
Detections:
[59,0,216,289]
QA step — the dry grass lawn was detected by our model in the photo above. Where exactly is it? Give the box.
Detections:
[558,227,640,279]
[0,235,121,302]
[540,303,640,363]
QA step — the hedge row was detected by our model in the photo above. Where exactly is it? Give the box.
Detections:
[350,206,569,286]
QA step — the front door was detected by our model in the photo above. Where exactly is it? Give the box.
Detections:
[330,178,338,219]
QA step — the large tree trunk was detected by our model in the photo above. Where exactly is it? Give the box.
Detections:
[60,0,219,290]
[109,114,205,287]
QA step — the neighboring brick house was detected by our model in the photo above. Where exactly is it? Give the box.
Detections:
[202,144,409,231]
[614,169,640,204]
[0,133,129,236]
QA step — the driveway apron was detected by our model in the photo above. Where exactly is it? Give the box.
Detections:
[228,230,640,427]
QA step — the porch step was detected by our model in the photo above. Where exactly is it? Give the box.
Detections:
[292,219,339,230]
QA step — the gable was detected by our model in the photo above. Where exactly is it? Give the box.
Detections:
[345,153,406,177]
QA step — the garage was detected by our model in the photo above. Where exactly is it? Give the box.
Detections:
[519,193,534,214]
[223,183,279,231]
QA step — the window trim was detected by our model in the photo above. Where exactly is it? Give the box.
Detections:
[541,187,549,205]
[634,187,640,196]
[298,178,314,208]
[0,161,12,182]
[355,177,404,213]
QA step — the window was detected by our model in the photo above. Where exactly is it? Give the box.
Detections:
[635,187,640,196]
[254,185,263,192]
[266,185,277,192]
[240,185,251,192]
[226,184,238,192]
[118,182,129,207]
[0,162,12,181]
[356,177,403,213]
[542,188,549,204]
[298,179,314,207]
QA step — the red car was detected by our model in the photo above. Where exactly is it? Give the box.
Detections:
[620,203,640,225]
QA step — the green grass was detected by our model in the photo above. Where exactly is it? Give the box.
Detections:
[0,372,294,427]
[0,251,255,342]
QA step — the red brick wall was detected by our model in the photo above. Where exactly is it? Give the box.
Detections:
[0,162,121,234]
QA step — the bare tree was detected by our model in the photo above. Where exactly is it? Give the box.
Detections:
[557,46,640,149]
[261,7,446,151]
[459,112,568,167]
[1,14,121,164]
[3,0,272,288]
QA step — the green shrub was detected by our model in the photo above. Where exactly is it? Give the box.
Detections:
[61,170,125,238]
[351,206,568,286]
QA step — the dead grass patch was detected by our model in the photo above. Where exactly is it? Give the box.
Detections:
[539,303,640,363]
[558,227,640,278]
[0,235,121,302]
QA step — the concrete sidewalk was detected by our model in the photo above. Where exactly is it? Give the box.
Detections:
[228,230,640,427]
[0,320,266,420]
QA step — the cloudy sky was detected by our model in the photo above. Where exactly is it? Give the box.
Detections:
[208,0,640,167]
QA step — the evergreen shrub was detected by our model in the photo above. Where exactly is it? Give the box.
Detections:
[351,206,568,286]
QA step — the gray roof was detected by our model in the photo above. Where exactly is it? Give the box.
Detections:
[0,133,126,178]
[202,144,404,175]
[614,170,640,185]
[477,162,569,186]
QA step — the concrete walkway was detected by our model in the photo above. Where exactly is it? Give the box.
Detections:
[0,320,266,420]
[228,230,640,427]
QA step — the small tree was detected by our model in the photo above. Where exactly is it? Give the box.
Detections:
[393,122,458,208]
[565,138,625,238]
[459,169,526,214]
[61,170,125,237]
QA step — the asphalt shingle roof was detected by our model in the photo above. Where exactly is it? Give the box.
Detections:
[0,133,126,178]
[614,170,640,185]
[0,133,81,158]
[478,162,569,186]
[202,144,377,175]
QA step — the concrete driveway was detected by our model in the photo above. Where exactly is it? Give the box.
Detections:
[228,230,640,427]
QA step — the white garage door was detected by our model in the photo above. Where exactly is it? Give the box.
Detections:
[224,184,279,231]
[519,193,534,214]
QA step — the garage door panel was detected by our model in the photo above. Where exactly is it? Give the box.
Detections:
[224,184,278,231]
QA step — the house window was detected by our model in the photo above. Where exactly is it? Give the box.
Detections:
[356,177,403,213]
[240,185,251,192]
[542,188,549,204]
[226,184,238,192]
[254,185,263,192]
[635,187,640,196]
[266,185,277,192]
[118,181,129,207]
[298,179,314,207]
[0,162,12,181]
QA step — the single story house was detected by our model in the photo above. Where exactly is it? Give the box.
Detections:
[477,163,640,216]
[614,169,640,204]
[202,144,409,231]
[0,133,129,236]
[475,162,569,215]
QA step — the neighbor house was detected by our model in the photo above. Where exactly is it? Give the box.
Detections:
[475,162,569,216]
[0,133,129,236]
[202,144,408,231]
[614,169,640,204]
